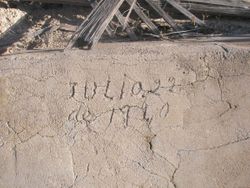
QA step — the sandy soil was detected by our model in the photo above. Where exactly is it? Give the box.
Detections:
[0,6,26,34]
[0,3,92,54]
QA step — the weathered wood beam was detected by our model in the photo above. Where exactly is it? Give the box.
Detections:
[66,0,125,49]
[126,0,160,35]
[91,0,137,40]
[90,1,115,38]
[180,2,250,18]
[115,10,138,40]
[145,0,179,31]
[165,0,205,26]
[12,0,90,6]
[12,0,250,18]
[123,0,136,30]
[180,0,250,9]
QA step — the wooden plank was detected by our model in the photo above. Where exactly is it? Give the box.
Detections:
[180,2,250,18]
[66,0,125,49]
[14,0,250,18]
[180,0,250,9]
[150,0,250,17]
[123,0,136,30]
[115,11,138,40]
[126,0,160,35]
[166,0,205,26]
[90,1,115,37]
[91,0,137,40]
[145,0,179,31]
[14,0,90,6]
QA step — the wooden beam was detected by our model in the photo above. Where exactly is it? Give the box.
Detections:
[115,10,138,40]
[180,2,250,18]
[165,0,205,26]
[126,0,160,34]
[123,0,136,30]
[13,0,90,6]
[180,0,250,9]
[91,0,137,40]
[90,1,115,38]
[66,0,125,49]
[145,0,179,31]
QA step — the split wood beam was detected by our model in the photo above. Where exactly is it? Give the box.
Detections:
[90,0,137,40]
[66,0,125,49]
[145,0,179,31]
[165,0,205,26]
[90,0,114,37]
[126,0,160,35]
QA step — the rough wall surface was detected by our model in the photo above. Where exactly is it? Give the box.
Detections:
[0,42,250,188]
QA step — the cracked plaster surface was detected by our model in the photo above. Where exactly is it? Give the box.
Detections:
[0,42,250,188]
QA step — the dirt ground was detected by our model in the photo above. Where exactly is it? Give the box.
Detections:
[0,6,26,34]
[0,2,91,53]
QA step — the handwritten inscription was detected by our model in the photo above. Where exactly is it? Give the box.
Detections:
[69,74,176,101]
[68,75,174,128]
